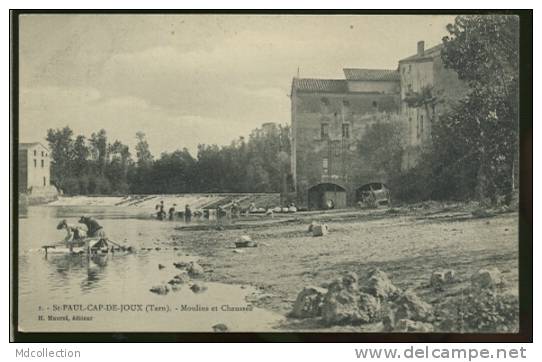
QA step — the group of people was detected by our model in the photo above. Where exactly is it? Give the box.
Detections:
[155,200,192,222]
[56,216,107,251]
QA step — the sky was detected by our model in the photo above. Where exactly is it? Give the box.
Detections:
[19,14,456,157]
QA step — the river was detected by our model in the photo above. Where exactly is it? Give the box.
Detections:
[17,204,282,332]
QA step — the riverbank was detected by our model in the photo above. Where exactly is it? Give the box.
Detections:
[168,203,519,331]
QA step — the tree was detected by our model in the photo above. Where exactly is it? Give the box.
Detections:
[46,126,75,191]
[135,131,153,167]
[440,15,519,204]
[89,129,108,175]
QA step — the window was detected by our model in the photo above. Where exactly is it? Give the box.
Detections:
[420,115,424,136]
[322,158,329,174]
[372,101,378,109]
[416,115,420,139]
[33,159,37,168]
[408,64,412,72]
[33,150,36,156]
[41,159,44,168]
[342,124,350,139]
[321,123,329,139]
[43,177,47,186]
[41,151,44,157]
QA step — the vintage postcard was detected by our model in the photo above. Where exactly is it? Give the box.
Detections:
[12,12,527,337]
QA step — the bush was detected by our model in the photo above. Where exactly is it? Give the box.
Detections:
[436,288,519,333]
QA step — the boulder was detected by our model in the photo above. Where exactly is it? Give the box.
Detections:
[308,221,318,233]
[290,286,328,318]
[471,268,503,290]
[187,261,205,277]
[235,235,258,248]
[394,290,433,322]
[321,273,380,325]
[395,319,434,332]
[430,269,457,290]
[168,273,189,285]
[430,271,446,290]
[288,206,297,213]
[149,285,169,295]
[273,207,282,213]
[190,283,207,293]
[173,261,190,269]
[311,223,329,237]
[212,323,229,332]
[444,270,456,283]
[158,264,166,270]
[361,268,399,301]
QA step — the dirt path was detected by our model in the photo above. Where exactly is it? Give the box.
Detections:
[168,208,519,321]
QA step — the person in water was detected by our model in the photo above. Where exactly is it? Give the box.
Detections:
[57,219,87,251]
[184,204,192,223]
[169,204,177,221]
[79,216,108,249]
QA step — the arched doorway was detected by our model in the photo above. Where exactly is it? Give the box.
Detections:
[308,183,347,210]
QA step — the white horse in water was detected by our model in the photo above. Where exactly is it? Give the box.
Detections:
[56,220,87,249]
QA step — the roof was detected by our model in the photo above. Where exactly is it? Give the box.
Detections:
[343,68,400,81]
[399,44,443,63]
[292,78,348,93]
[19,142,49,151]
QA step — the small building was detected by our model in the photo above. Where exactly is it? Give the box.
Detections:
[18,142,51,192]
[290,69,402,209]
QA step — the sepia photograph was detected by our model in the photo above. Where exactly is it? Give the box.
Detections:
[10,11,531,340]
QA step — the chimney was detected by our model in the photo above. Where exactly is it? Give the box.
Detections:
[417,41,425,56]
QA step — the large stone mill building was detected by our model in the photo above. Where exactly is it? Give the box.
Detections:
[290,41,467,209]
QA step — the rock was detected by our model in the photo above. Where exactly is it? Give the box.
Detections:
[361,268,399,301]
[321,273,380,325]
[265,209,273,216]
[158,264,166,270]
[168,273,189,285]
[235,235,258,248]
[187,261,205,277]
[173,261,190,269]
[395,319,434,332]
[430,271,446,290]
[308,221,318,233]
[273,207,282,213]
[171,284,182,292]
[381,307,396,332]
[190,283,207,293]
[288,206,297,213]
[444,270,456,283]
[311,223,329,237]
[471,268,503,290]
[290,286,328,318]
[233,249,244,254]
[149,285,169,295]
[212,323,229,332]
[394,290,433,322]
[282,207,289,213]
[430,270,457,290]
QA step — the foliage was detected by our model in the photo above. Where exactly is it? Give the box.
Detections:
[358,120,406,181]
[46,123,291,195]
[439,15,519,203]
[436,288,519,333]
